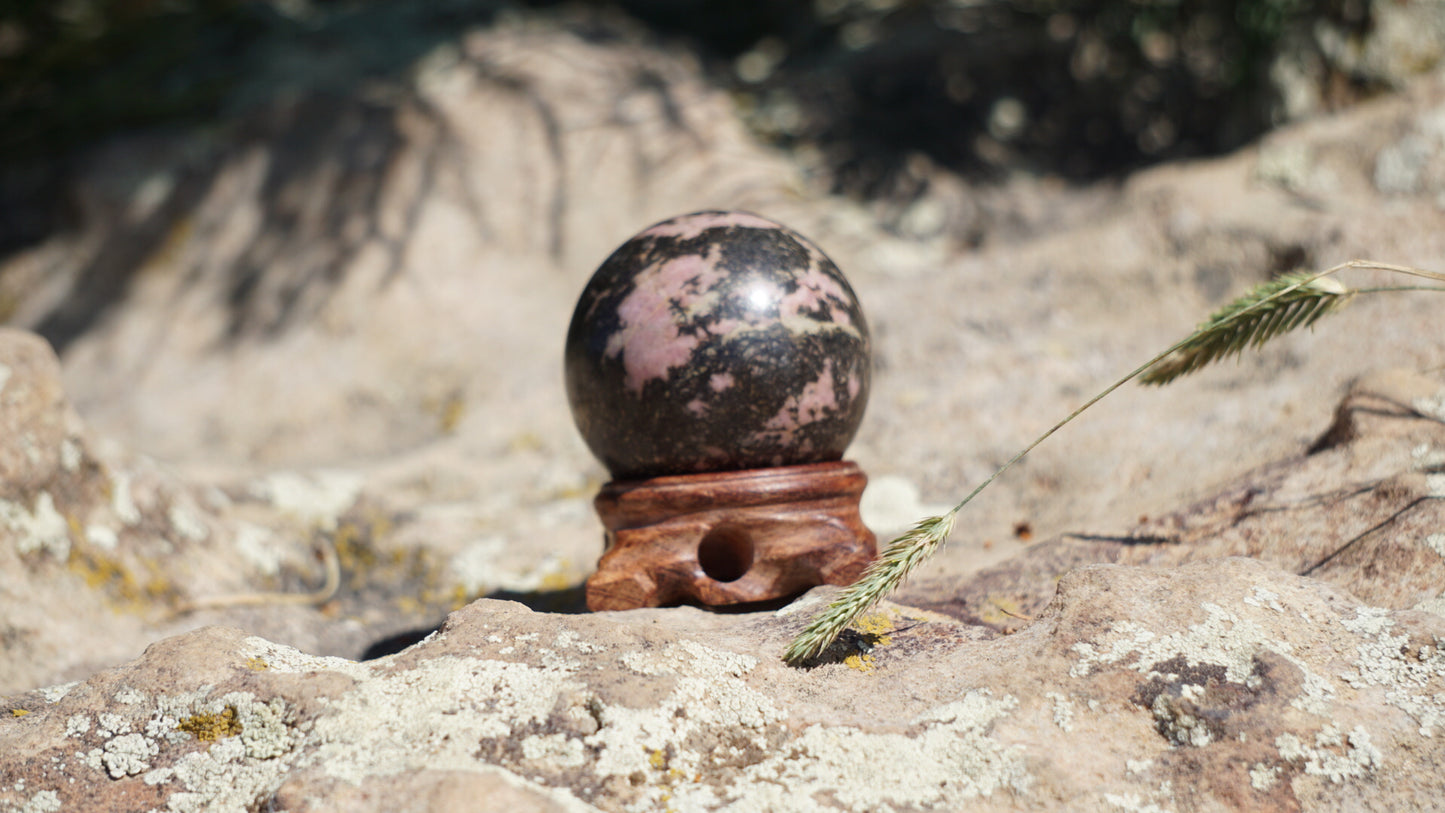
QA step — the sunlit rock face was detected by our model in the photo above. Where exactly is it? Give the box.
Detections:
[565,211,871,481]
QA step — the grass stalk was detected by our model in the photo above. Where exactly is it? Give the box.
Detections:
[784,260,1445,665]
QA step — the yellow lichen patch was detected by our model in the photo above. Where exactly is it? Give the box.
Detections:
[330,509,403,594]
[10,709,29,717]
[508,431,545,453]
[437,393,466,435]
[178,707,242,741]
[330,522,375,591]
[855,612,895,646]
[245,656,270,672]
[66,545,176,612]
[447,584,470,611]
[844,653,877,673]
[538,568,576,592]
[649,749,667,769]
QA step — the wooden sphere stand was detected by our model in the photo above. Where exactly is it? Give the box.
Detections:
[585,460,877,611]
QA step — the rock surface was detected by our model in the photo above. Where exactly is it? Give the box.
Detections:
[6,556,1445,811]
[2,10,1445,812]
[903,368,1445,633]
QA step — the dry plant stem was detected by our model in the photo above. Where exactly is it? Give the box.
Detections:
[1139,271,1356,385]
[783,259,1445,665]
[176,538,341,613]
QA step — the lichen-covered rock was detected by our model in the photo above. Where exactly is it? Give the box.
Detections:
[5,557,1445,812]
[0,328,86,496]
[0,329,418,695]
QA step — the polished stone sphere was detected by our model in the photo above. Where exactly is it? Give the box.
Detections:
[565,211,871,481]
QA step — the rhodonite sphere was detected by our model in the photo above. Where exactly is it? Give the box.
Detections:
[565,211,871,481]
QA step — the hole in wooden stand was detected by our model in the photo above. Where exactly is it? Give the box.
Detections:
[697,525,754,583]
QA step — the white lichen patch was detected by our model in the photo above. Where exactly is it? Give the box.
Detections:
[1069,602,1334,714]
[665,692,1028,813]
[165,736,295,813]
[1104,791,1175,813]
[448,541,574,595]
[39,682,76,704]
[59,439,81,472]
[308,655,581,784]
[114,687,146,706]
[5,789,60,813]
[448,536,507,596]
[1424,534,1445,559]
[1338,606,1445,736]
[589,643,781,781]
[251,470,363,531]
[1275,725,1381,782]
[1414,393,1445,423]
[167,503,210,543]
[63,715,90,738]
[1045,692,1075,732]
[1429,474,1445,498]
[85,524,118,551]
[1249,762,1280,790]
[521,733,586,767]
[618,639,757,679]
[3,492,71,560]
[101,732,158,778]
[553,629,602,654]
[231,523,284,576]
[142,767,174,786]
[240,697,291,759]
[112,690,305,812]
[241,637,368,679]
[1413,595,1445,618]
[1243,588,1284,613]
[110,473,141,526]
[96,712,131,738]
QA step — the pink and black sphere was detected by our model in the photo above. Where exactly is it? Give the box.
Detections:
[565,211,871,481]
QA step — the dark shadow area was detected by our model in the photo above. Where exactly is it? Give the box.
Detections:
[360,625,439,660]
[786,626,890,670]
[597,0,1377,197]
[1061,532,1179,546]
[485,584,591,614]
[664,590,809,614]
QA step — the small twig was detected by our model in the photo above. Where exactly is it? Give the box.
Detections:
[176,537,341,613]
[993,604,1033,622]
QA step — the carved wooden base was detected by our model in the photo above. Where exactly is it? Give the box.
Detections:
[586,461,876,611]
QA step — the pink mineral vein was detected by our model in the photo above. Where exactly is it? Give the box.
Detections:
[778,261,854,329]
[755,360,839,446]
[605,251,727,392]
